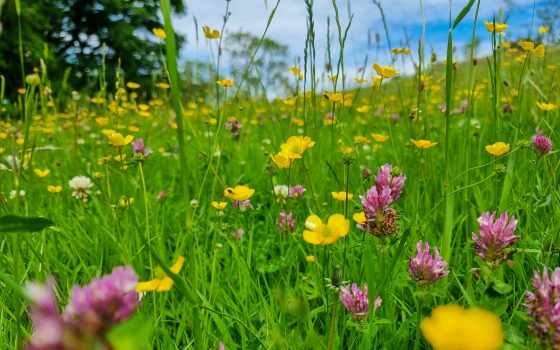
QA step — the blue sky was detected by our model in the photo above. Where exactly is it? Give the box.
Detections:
[173,0,546,89]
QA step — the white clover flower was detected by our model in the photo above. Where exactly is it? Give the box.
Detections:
[9,190,26,199]
[273,185,289,203]
[68,176,93,199]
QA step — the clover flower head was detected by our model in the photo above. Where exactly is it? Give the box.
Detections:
[409,240,449,287]
[472,211,518,268]
[524,267,560,348]
[340,282,370,321]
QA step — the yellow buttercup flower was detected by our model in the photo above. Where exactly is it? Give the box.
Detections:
[280,136,316,159]
[223,185,255,202]
[531,44,545,57]
[373,63,399,79]
[538,26,549,34]
[303,214,349,245]
[324,92,343,103]
[411,139,438,149]
[421,304,503,350]
[152,28,166,40]
[216,79,234,87]
[211,201,227,210]
[536,101,557,111]
[107,132,134,147]
[203,26,220,39]
[136,256,185,292]
[354,77,369,84]
[484,20,509,33]
[331,192,353,201]
[126,82,140,89]
[272,152,292,169]
[47,185,62,193]
[519,41,545,57]
[353,212,366,225]
[34,168,50,178]
[519,40,535,51]
[485,142,510,156]
[289,67,301,76]
[371,133,390,142]
[155,82,170,89]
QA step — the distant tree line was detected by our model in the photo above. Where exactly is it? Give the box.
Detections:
[0,0,185,99]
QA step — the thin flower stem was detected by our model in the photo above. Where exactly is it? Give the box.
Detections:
[327,290,340,350]
[138,163,156,319]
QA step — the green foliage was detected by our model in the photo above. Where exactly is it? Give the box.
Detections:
[0,215,54,233]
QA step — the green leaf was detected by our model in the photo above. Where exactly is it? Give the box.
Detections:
[0,215,54,233]
[452,0,476,30]
[107,315,153,350]
[491,280,512,295]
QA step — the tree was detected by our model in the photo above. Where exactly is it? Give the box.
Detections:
[224,31,291,97]
[0,0,185,99]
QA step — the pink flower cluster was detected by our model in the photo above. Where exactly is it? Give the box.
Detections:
[358,164,406,237]
[524,267,560,348]
[25,266,138,350]
[277,210,295,232]
[340,282,381,322]
[471,211,518,269]
[408,240,449,287]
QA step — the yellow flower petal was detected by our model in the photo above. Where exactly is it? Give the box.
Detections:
[353,212,366,225]
[136,279,162,292]
[305,215,324,231]
[303,230,323,245]
[170,256,185,274]
[326,214,350,238]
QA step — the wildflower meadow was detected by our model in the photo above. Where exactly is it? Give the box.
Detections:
[0,0,559,349]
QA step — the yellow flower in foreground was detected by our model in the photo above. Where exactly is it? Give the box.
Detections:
[152,28,166,40]
[331,191,353,201]
[224,185,255,201]
[34,168,50,178]
[107,132,134,147]
[47,185,62,193]
[372,133,390,142]
[136,256,185,292]
[211,201,227,210]
[411,139,438,149]
[536,101,557,111]
[216,79,234,87]
[421,304,503,350]
[484,20,509,33]
[203,26,220,39]
[485,142,510,156]
[353,212,366,225]
[373,63,399,79]
[303,214,349,245]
